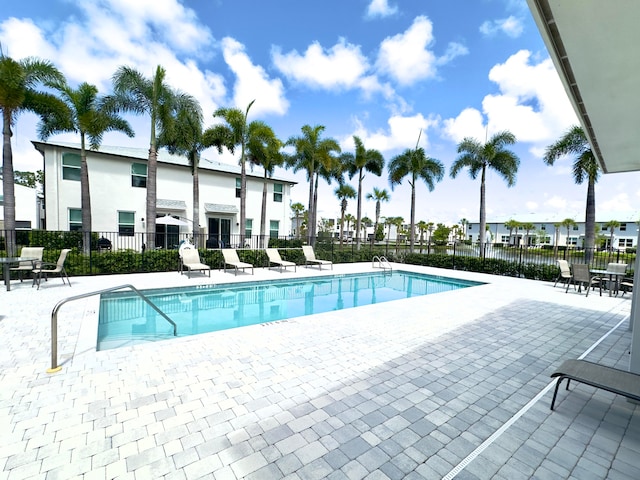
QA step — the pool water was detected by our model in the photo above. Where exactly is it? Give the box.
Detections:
[97,271,482,350]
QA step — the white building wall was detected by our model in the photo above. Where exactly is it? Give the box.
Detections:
[36,142,294,243]
[0,182,39,229]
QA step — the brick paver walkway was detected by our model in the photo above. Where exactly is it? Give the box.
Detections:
[1,263,637,479]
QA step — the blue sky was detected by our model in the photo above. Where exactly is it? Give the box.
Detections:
[2,0,640,226]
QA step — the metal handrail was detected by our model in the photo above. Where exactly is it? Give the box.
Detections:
[372,255,392,271]
[47,284,177,373]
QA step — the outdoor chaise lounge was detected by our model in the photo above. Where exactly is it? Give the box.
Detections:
[32,249,71,290]
[265,248,296,272]
[302,245,333,270]
[10,246,44,282]
[222,249,254,276]
[550,359,640,410]
[180,248,211,278]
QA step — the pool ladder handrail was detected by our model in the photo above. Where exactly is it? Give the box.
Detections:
[372,255,392,271]
[47,284,177,374]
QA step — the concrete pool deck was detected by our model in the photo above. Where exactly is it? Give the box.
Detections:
[1,262,638,479]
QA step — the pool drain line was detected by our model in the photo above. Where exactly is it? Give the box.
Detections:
[442,314,629,480]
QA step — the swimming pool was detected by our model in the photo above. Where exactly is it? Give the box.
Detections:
[98,270,483,350]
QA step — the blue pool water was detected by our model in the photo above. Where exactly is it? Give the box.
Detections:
[98,271,482,350]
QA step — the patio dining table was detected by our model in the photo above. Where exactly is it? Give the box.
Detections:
[0,257,38,292]
[590,268,627,297]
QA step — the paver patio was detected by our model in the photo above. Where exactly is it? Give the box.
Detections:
[1,262,637,479]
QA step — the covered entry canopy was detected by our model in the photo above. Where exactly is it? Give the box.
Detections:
[527,0,640,372]
[527,0,640,174]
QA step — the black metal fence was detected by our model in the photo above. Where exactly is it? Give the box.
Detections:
[1,229,636,280]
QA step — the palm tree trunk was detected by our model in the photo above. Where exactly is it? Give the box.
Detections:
[239,144,247,247]
[307,167,315,245]
[409,179,416,253]
[192,155,200,247]
[311,171,320,245]
[479,167,487,255]
[146,145,158,250]
[2,111,16,256]
[584,178,596,263]
[80,134,92,256]
[260,172,268,248]
[356,170,363,250]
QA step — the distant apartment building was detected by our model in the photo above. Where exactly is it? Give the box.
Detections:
[0,179,42,230]
[466,214,639,250]
[33,141,296,249]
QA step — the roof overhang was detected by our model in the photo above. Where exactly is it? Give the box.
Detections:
[527,0,640,174]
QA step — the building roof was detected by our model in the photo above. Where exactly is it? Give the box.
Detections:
[527,0,640,174]
[32,140,297,184]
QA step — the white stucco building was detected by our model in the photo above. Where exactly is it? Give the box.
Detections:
[0,179,42,230]
[33,141,296,249]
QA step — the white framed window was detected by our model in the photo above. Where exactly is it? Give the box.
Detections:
[567,237,578,245]
[245,219,253,237]
[62,153,81,181]
[501,235,509,243]
[131,163,147,188]
[69,208,82,231]
[620,223,627,231]
[273,183,283,202]
[620,238,633,248]
[270,220,279,239]
[118,211,135,236]
[573,225,579,230]
[235,178,241,198]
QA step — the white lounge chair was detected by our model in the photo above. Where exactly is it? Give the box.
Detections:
[180,248,211,278]
[11,246,44,282]
[265,248,296,272]
[302,246,333,270]
[222,249,254,276]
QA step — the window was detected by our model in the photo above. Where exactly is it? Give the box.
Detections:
[245,218,253,238]
[540,224,546,230]
[69,208,82,231]
[469,225,473,230]
[620,238,633,248]
[620,223,627,231]
[567,236,578,245]
[573,225,579,230]
[501,235,509,243]
[235,178,241,198]
[118,211,135,236]
[131,163,147,188]
[541,236,551,244]
[62,153,81,181]
[270,220,279,239]
[273,183,283,202]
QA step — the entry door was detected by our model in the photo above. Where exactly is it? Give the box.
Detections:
[208,218,232,248]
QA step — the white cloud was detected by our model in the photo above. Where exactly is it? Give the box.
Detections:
[222,37,289,117]
[366,0,398,18]
[376,16,467,86]
[442,50,577,147]
[346,113,438,153]
[272,39,369,90]
[479,16,524,38]
[525,201,538,211]
[545,195,568,210]
[375,16,437,85]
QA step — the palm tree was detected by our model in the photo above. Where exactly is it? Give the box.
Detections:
[285,125,341,245]
[388,147,444,252]
[40,81,134,254]
[553,222,562,257]
[366,187,390,247]
[417,221,428,251]
[544,126,600,262]
[459,218,469,241]
[344,213,356,241]
[427,222,435,245]
[290,202,306,239]
[0,51,65,255]
[343,136,384,249]
[361,216,372,243]
[450,131,519,253]
[158,96,205,246]
[110,65,187,249]
[204,100,275,246]
[504,219,520,247]
[604,220,620,253]
[521,222,534,249]
[562,218,577,247]
[246,128,284,247]
[389,216,404,253]
[335,183,357,246]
